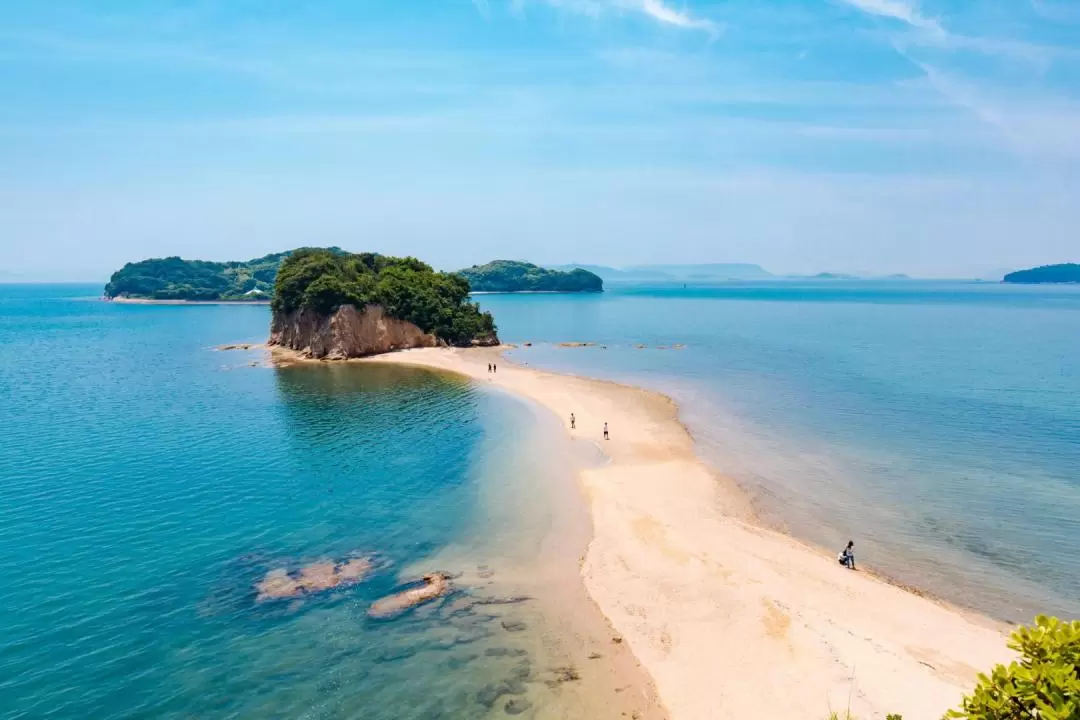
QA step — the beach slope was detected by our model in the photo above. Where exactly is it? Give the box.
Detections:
[359,347,1012,720]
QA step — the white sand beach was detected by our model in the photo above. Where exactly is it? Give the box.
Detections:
[353,346,1013,720]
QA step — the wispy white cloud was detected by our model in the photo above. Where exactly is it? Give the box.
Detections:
[838,0,942,33]
[1029,0,1080,22]
[841,0,1075,64]
[530,0,719,34]
[915,63,1080,161]
[472,0,492,19]
[637,0,719,33]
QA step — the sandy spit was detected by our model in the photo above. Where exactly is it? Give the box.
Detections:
[289,345,1013,720]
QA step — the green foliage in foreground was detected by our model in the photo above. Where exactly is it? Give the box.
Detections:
[457,260,604,293]
[104,252,294,300]
[948,616,1080,720]
[273,248,497,346]
[1003,264,1080,284]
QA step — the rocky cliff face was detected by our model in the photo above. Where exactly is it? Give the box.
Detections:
[269,304,437,359]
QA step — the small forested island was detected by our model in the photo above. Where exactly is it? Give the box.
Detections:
[104,252,292,301]
[269,248,497,358]
[1003,263,1080,284]
[457,260,604,293]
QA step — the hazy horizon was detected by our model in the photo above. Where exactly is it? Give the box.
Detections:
[0,256,1027,284]
[2,1,1078,281]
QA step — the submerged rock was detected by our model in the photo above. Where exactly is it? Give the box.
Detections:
[544,666,581,688]
[472,595,532,606]
[368,572,452,619]
[477,679,527,708]
[485,647,529,658]
[336,557,374,581]
[504,698,533,716]
[253,569,300,602]
[296,562,338,592]
[254,555,373,603]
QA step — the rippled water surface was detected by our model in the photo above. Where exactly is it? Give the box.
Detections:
[0,285,656,720]
[477,281,1080,622]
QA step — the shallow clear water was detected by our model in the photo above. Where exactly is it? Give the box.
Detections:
[0,285,658,720]
[476,281,1080,623]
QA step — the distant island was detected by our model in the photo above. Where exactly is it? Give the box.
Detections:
[809,272,859,280]
[104,252,295,301]
[552,263,772,283]
[1003,264,1080,284]
[457,260,603,293]
[269,248,497,358]
[105,254,605,300]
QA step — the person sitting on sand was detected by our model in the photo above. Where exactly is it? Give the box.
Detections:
[570,413,576,430]
[838,541,856,570]
[603,422,609,440]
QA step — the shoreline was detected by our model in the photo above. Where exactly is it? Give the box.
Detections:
[274,345,1014,719]
[106,297,270,305]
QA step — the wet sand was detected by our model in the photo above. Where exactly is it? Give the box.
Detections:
[397,379,668,719]
[344,346,1015,720]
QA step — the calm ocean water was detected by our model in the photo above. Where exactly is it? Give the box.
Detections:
[3,281,1078,718]
[0,285,656,720]
[477,281,1080,623]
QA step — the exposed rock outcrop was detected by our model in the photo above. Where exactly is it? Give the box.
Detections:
[269,304,437,359]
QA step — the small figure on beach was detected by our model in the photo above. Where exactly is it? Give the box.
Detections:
[603,422,609,440]
[570,413,576,430]
[493,363,497,373]
[488,363,492,373]
[838,541,856,570]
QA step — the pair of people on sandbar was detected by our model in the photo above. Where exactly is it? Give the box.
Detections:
[838,540,856,570]
[569,413,609,440]
[487,363,497,373]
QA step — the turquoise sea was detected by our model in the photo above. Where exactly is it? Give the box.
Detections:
[2,280,1079,718]
[0,284,658,720]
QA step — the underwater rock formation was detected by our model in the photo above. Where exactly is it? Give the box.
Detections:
[368,572,453,619]
[254,556,373,602]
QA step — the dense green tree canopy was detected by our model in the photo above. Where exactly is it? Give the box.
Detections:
[273,248,497,346]
[104,252,292,300]
[457,260,604,293]
[1004,264,1080,284]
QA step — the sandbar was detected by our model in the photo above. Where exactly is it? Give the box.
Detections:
[355,346,1013,720]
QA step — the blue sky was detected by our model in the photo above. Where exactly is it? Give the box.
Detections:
[1,0,1078,279]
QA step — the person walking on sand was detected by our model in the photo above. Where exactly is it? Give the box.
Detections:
[493,363,497,373]
[603,422,609,440]
[570,413,576,430]
[487,363,492,373]
[838,540,856,570]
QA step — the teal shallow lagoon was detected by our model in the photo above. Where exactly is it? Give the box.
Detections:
[0,285,658,719]
[477,281,1080,622]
